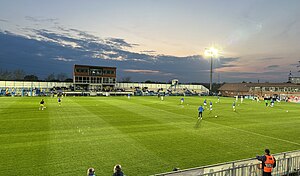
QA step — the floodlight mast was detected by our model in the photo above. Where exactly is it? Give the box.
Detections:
[204,47,219,94]
[210,54,213,93]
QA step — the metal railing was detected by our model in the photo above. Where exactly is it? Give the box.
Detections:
[154,150,300,176]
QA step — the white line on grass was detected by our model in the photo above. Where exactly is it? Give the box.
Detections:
[113,98,300,147]
[205,121,300,146]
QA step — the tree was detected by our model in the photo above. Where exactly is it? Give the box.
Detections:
[0,69,12,80]
[24,74,38,81]
[145,80,155,83]
[120,76,132,82]
[64,78,73,82]
[0,69,27,80]
[45,73,57,81]
[56,73,68,81]
[13,69,25,80]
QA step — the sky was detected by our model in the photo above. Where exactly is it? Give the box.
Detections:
[0,0,300,83]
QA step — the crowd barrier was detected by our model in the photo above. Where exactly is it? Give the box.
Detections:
[155,150,300,176]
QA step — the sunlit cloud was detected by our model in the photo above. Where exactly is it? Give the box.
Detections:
[58,40,81,48]
[53,57,75,62]
[92,53,126,61]
[105,38,138,48]
[140,50,156,53]
[123,69,160,74]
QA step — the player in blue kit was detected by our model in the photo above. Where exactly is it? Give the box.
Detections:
[180,97,184,104]
[198,105,204,119]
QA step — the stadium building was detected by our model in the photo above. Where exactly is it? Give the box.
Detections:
[73,64,116,91]
[0,80,208,96]
[218,83,300,98]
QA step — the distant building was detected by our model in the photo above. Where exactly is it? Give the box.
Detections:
[218,83,300,97]
[288,68,300,84]
[73,64,116,91]
[289,76,300,84]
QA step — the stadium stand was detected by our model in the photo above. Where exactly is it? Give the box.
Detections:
[0,81,209,96]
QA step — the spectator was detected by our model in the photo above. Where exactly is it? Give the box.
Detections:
[256,149,276,176]
[113,164,124,176]
[87,167,95,176]
[173,167,180,171]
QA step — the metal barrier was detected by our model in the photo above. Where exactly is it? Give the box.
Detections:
[154,150,300,176]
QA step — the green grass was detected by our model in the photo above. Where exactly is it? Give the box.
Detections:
[0,96,299,175]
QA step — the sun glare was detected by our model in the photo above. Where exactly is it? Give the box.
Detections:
[204,47,219,57]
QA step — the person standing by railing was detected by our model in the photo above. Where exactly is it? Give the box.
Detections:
[87,167,95,176]
[256,149,276,176]
[113,164,124,176]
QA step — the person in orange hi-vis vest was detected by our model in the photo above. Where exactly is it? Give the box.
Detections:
[256,149,276,176]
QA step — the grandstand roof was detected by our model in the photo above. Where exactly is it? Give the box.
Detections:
[74,64,116,69]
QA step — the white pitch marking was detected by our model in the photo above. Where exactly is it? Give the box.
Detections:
[205,121,300,146]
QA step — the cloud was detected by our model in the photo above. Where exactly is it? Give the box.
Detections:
[0,27,225,82]
[123,69,174,77]
[62,28,102,41]
[214,57,240,69]
[25,16,58,23]
[140,50,156,53]
[260,57,282,61]
[93,53,126,61]
[219,57,240,63]
[53,57,75,62]
[0,24,289,83]
[266,65,279,70]
[105,38,138,48]
[0,19,8,22]
[123,69,160,73]
[220,64,239,68]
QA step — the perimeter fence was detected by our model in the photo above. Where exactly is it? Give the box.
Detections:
[155,150,300,176]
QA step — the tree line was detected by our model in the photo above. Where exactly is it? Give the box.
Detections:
[0,69,72,82]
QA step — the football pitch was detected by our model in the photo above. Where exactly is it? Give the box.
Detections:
[0,96,299,176]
